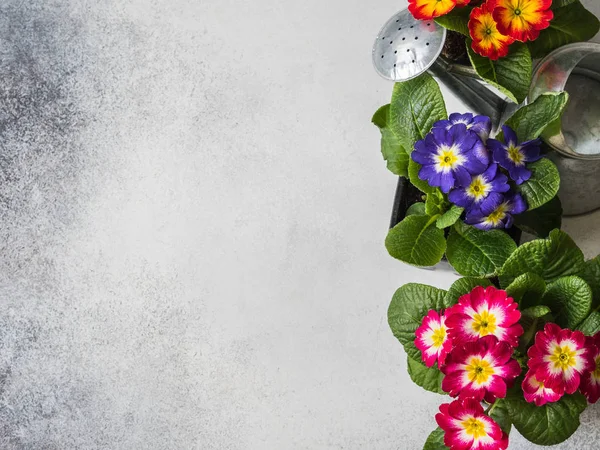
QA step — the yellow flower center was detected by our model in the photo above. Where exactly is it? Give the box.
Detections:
[471,310,497,336]
[549,345,577,371]
[468,176,488,199]
[485,203,507,226]
[466,358,495,384]
[461,417,488,439]
[507,145,524,165]
[438,148,459,169]
[593,357,600,379]
[414,0,456,18]
[502,0,540,24]
[432,327,446,348]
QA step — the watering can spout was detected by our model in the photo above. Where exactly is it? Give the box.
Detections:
[429,56,510,132]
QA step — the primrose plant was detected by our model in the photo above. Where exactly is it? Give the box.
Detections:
[373,73,568,276]
[389,230,600,449]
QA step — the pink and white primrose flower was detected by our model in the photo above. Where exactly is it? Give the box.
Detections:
[445,286,523,347]
[579,333,600,403]
[522,370,562,406]
[442,335,521,401]
[527,323,595,396]
[436,397,509,450]
[415,310,452,367]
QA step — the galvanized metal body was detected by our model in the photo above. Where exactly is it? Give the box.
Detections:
[530,43,600,216]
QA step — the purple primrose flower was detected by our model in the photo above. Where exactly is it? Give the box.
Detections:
[433,112,492,142]
[448,163,510,211]
[487,125,542,185]
[411,124,488,194]
[465,192,527,230]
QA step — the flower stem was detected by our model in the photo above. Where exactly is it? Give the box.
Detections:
[485,400,498,416]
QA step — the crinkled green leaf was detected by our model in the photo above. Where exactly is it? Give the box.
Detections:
[580,256,600,308]
[407,356,445,394]
[513,196,562,238]
[499,230,585,287]
[467,41,531,104]
[388,284,449,361]
[372,104,409,176]
[436,205,464,229]
[446,221,517,277]
[516,158,560,211]
[501,92,569,142]
[542,276,592,329]
[386,215,447,267]
[409,158,435,195]
[505,273,547,308]
[435,8,470,36]
[528,1,600,59]
[407,202,426,216]
[390,73,447,152]
[423,427,446,450]
[505,390,587,446]
[445,277,494,306]
[577,311,600,336]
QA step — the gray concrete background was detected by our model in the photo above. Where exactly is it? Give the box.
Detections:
[1,0,600,448]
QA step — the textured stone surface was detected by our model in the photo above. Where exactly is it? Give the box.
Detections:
[0,0,599,448]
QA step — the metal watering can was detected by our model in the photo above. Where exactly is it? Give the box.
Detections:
[373,9,600,216]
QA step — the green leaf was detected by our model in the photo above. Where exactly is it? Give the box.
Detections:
[423,428,447,450]
[505,273,547,308]
[528,1,600,59]
[407,356,445,394]
[388,284,449,361]
[521,305,552,319]
[446,221,517,277]
[513,195,562,238]
[516,159,560,211]
[436,205,464,229]
[372,104,409,176]
[386,215,447,267]
[490,399,511,435]
[577,311,600,336]
[506,391,587,446]
[390,73,447,152]
[467,41,531,104]
[499,230,585,287]
[409,158,435,195]
[445,277,494,306]
[407,202,426,216]
[435,7,470,36]
[502,92,569,142]
[425,189,446,217]
[543,276,592,328]
[551,0,577,7]
[580,256,600,308]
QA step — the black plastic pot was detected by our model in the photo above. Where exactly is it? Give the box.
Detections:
[389,177,523,245]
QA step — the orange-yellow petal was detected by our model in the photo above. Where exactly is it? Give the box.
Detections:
[409,0,457,20]
[468,2,515,60]
[492,0,553,42]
